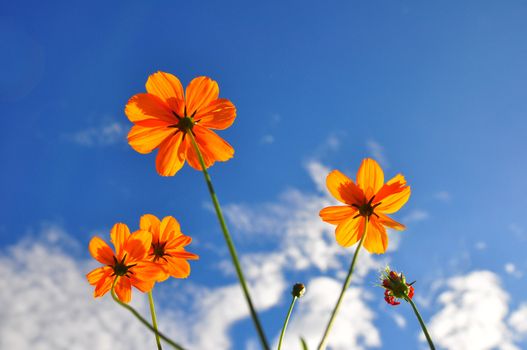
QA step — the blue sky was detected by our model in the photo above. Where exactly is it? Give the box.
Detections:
[1,1,527,349]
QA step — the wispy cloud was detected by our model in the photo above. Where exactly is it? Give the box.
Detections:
[64,121,127,147]
[434,191,452,203]
[366,140,389,168]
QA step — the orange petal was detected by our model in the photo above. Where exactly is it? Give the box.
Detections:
[140,214,161,241]
[376,187,411,214]
[128,125,176,154]
[193,125,234,164]
[155,131,186,176]
[363,217,388,254]
[125,93,177,127]
[326,170,365,205]
[145,71,185,115]
[184,134,213,170]
[87,266,112,285]
[165,256,191,278]
[129,275,156,293]
[335,216,363,247]
[88,237,115,265]
[126,230,152,261]
[132,261,165,281]
[320,205,357,225]
[165,234,192,250]
[167,249,199,260]
[159,216,181,243]
[356,158,385,197]
[185,76,219,116]
[194,98,236,130]
[378,213,406,231]
[110,223,131,260]
[115,277,132,303]
[94,272,114,298]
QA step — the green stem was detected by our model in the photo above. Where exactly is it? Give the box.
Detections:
[110,279,185,350]
[187,131,270,350]
[317,218,369,350]
[277,296,298,350]
[148,291,163,350]
[406,296,436,350]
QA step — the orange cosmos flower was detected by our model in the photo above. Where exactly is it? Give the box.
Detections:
[140,214,199,281]
[86,223,163,303]
[125,71,236,176]
[319,158,411,254]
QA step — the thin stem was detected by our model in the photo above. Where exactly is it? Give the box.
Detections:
[110,279,185,350]
[148,291,163,350]
[277,296,298,350]
[187,131,270,350]
[406,297,436,350]
[317,218,369,350]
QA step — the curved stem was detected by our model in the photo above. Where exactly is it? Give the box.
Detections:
[277,296,298,350]
[317,218,369,350]
[406,297,436,350]
[148,291,163,350]
[187,131,270,350]
[110,280,185,350]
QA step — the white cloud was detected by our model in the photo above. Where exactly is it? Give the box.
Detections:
[65,121,126,146]
[391,313,407,329]
[509,304,527,339]
[366,140,389,168]
[0,228,154,350]
[403,209,429,223]
[277,277,381,350]
[261,135,275,144]
[504,263,523,278]
[427,271,520,350]
[434,191,452,203]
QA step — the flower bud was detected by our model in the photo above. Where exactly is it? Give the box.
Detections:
[292,283,306,298]
[380,266,415,306]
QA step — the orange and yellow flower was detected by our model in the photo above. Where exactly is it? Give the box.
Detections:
[140,214,199,281]
[86,223,163,303]
[125,71,236,176]
[319,158,411,254]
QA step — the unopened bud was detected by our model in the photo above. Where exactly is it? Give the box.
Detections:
[292,283,306,298]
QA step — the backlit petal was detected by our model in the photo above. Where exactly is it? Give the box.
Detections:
[376,186,411,214]
[363,217,388,254]
[140,214,161,242]
[132,261,165,282]
[87,266,112,285]
[184,134,213,170]
[94,272,114,298]
[320,205,357,225]
[146,71,185,115]
[125,93,176,127]
[378,213,406,231]
[115,277,132,303]
[194,98,236,130]
[326,170,365,205]
[185,76,219,116]
[356,158,384,197]
[165,235,192,250]
[193,126,234,164]
[129,275,156,293]
[159,216,182,243]
[166,249,199,260]
[155,131,185,176]
[165,256,191,278]
[128,125,176,154]
[110,223,130,260]
[335,216,363,247]
[125,230,152,261]
[88,237,115,265]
